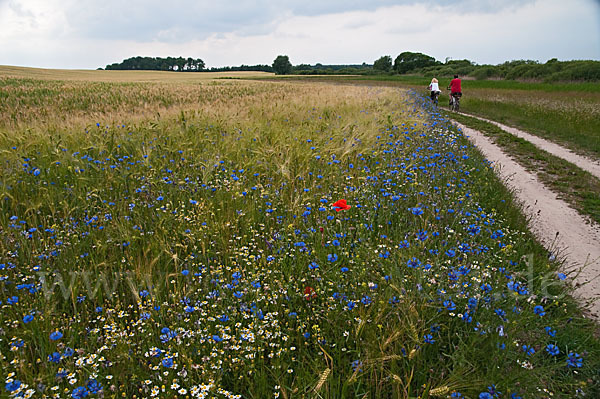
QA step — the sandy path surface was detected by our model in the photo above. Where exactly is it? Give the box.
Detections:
[462,113,600,179]
[455,122,600,319]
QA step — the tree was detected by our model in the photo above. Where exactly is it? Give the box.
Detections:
[272,55,292,75]
[105,56,205,72]
[373,55,392,72]
[393,52,439,74]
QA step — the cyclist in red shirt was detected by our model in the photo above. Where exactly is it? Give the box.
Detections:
[447,74,462,106]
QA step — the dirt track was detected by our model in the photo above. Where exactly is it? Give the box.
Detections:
[455,121,600,319]
[462,113,600,179]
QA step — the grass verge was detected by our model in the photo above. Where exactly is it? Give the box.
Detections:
[459,97,600,158]
[448,111,600,225]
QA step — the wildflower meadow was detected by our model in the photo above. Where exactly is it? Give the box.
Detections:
[0,78,598,398]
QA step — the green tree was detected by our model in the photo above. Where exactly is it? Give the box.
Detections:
[373,55,392,72]
[272,55,292,75]
[393,52,439,74]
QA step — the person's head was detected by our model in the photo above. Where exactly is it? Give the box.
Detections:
[431,78,438,83]
[454,74,459,79]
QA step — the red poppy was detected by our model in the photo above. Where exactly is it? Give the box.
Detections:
[303,286,317,301]
[332,199,351,212]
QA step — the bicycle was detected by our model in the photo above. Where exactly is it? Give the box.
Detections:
[431,91,440,107]
[448,91,461,112]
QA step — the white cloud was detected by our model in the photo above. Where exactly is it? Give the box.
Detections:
[0,0,597,69]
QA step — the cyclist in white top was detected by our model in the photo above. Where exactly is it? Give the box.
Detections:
[428,78,441,104]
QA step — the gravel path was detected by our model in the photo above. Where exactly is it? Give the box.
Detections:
[462,113,600,179]
[455,121,600,319]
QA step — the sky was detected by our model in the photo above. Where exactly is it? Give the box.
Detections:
[0,0,599,69]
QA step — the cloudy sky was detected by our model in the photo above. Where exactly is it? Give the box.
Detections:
[0,0,598,69]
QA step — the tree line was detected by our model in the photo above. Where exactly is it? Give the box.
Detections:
[105,56,206,71]
[273,53,599,82]
[368,53,600,82]
[102,54,600,82]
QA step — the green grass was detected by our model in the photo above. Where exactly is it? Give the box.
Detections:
[0,76,598,399]
[449,112,600,225]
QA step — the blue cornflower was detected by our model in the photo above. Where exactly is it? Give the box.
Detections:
[467,224,481,235]
[545,326,557,337]
[5,380,22,392]
[443,300,456,311]
[23,314,34,323]
[410,207,424,215]
[50,331,63,340]
[468,297,478,309]
[566,352,583,368]
[162,357,174,368]
[327,253,338,262]
[213,335,223,342]
[351,359,363,372]
[48,352,62,363]
[546,344,559,356]
[533,305,545,316]
[487,384,501,397]
[71,386,89,399]
[87,379,102,394]
[340,266,349,273]
[479,393,493,399]
[521,345,535,356]
[424,334,435,344]
[309,262,319,270]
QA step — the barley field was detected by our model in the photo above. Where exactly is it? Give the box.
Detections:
[0,68,598,399]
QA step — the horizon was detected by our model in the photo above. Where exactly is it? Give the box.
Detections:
[3,55,598,72]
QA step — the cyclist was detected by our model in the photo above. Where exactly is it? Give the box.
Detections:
[447,74,462,107]
[427,78,441,105]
